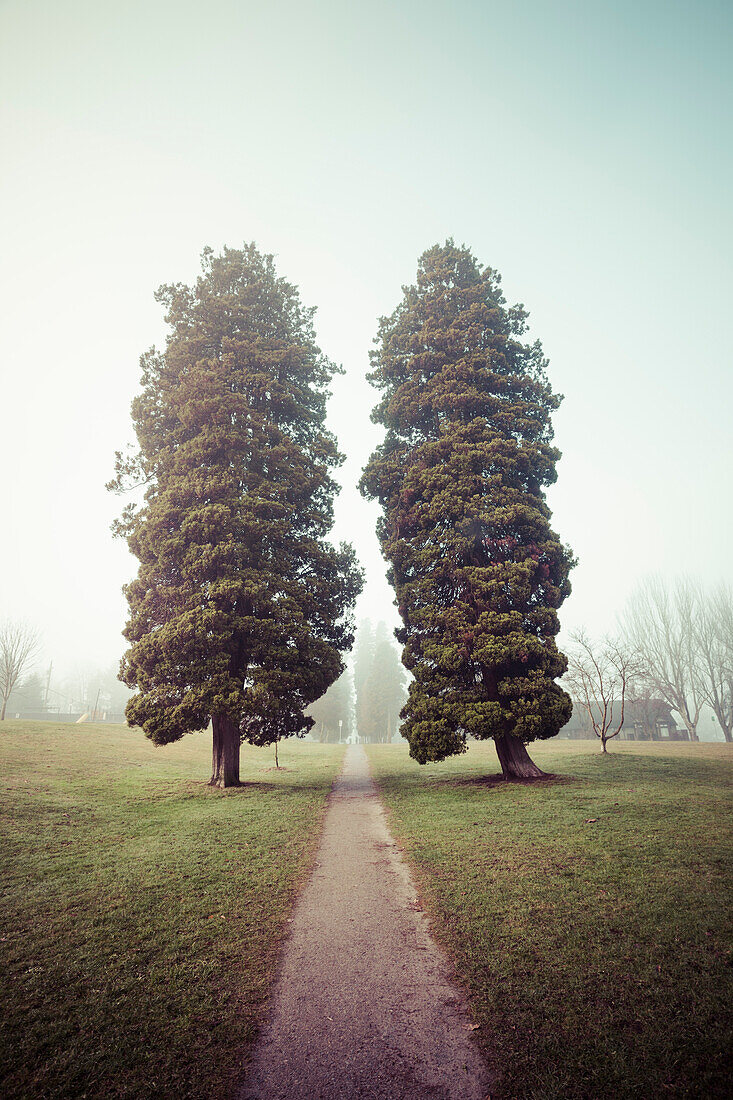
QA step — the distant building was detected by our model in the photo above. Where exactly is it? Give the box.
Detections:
[560,698,689,741]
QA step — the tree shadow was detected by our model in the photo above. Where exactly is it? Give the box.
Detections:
[440,771,575,790]
[199,778,332,795]
[382,770,580,793]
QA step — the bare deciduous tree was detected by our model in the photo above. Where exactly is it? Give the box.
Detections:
[696,584,733,743]
[621,577,704,742]
[0,621,40,720]
[565,631,640,753]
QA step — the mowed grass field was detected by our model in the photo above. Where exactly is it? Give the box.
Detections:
[366,739,733,1100]
[0,721,344,1100]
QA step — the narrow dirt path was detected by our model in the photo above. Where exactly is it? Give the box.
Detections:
[238,744,489,1100]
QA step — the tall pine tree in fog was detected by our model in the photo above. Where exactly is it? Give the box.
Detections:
[364,622,408,742]
[353,619,408,742]
[110,245,362,786]
[360,242,574,778]
[352,620,375,740]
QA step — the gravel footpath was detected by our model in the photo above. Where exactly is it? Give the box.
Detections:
[237,744,489,1100]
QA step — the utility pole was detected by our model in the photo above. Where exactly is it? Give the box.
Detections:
[44,662,53,711]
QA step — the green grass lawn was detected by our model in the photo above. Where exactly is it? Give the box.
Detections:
[366,739,733,1100]
[0,721,343,1100]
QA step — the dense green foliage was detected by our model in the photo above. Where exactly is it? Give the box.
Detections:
[110,245,362,753]
[367,740,733,1099]
[0,721,344,1099]
[360,242,574,765]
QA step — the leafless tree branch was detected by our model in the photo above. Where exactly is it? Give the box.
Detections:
[0,620,40,720]
[620,576,705,741]
[694,583,733,742]
[565,630,641,752]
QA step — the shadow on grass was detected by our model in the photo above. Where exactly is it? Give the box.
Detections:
[445,771,576,789]
[380,770,581,794]
[198,778,333,796]
[107,779,338,814]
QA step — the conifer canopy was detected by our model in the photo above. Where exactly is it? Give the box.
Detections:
[359,242,574,777]
[110,244,362,785]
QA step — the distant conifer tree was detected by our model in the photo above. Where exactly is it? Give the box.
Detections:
[352,619,376,741]
[110,245,362,786]
[363,622,408,742]
[360,242,574,778]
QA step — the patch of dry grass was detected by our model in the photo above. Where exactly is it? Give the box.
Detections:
[367,739,733,1100]
[0,721,343,1099]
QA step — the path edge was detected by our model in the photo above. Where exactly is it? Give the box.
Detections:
[362,744,497,1095]
[231,743,350,1092]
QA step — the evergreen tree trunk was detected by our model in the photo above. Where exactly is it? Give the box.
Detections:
[494,735,545,779]
[209,714,240,788]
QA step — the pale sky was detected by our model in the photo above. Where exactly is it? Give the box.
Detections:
[1,0,731,678]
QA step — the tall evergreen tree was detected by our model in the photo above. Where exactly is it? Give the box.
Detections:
[352,619,376,741]
[109,244,362,786]
[360,242,574,778]
[363,622,408,742]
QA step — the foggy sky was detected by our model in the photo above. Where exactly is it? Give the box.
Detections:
[0,0,731,679]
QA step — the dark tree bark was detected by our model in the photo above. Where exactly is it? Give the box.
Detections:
[209,714,241,788]
[494,735,546,779]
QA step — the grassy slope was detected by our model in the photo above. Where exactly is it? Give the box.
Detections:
[366,739,733,1100]
[0,721,343,1100]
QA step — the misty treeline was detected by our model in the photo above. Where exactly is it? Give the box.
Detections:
[306,668,353,742]
[1,616,133,722]
[622,577,732,743]
[301,620,408,743]
[47,665,133,719]
[353,620,408,743]
[0,646,132,722]
[0,620,39,721]
[566,577,733,748]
